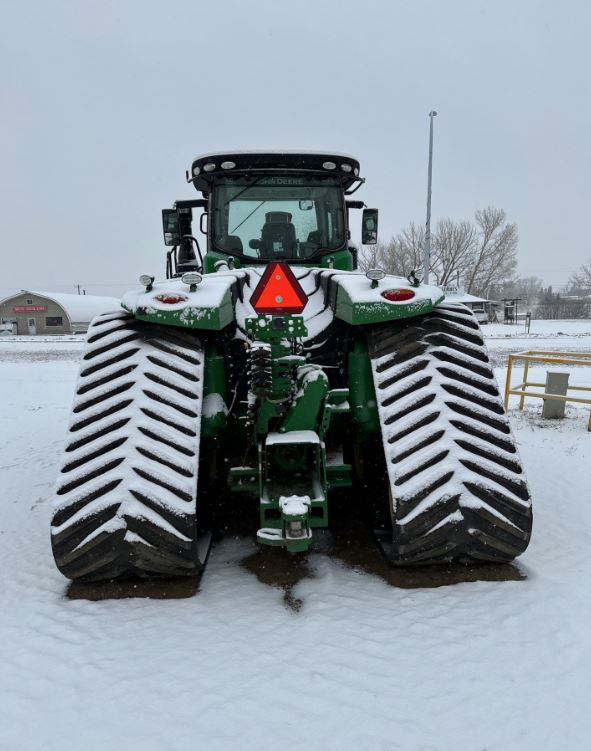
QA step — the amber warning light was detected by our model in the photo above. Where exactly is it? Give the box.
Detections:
[250,262,308,314]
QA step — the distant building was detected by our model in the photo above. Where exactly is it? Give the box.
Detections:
[0,290,121,335]
[441,284,498,323]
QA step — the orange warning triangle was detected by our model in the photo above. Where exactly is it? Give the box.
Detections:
[250,262,308,314]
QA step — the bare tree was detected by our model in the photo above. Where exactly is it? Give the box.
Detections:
[396,222,424,276]
[358,241,402,275]
[518,276,545,305]
[489,276,544,307]
[357,243,382,272]
[535,285,590,319]
[359,222,423,277]
[464,208,518,296]
[568,259,591,294]
[360,207,518,295]
[430,219,475,286]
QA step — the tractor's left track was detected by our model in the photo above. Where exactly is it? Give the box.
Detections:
[51,311,209,581]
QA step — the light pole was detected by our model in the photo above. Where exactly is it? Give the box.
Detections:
[423,110,437,284]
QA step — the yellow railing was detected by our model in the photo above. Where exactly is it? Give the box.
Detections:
[503,350,591,431]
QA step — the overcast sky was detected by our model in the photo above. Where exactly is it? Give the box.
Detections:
[1,0,589,297]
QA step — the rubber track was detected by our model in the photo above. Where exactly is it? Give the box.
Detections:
[51,311,206,581]
[368,302,532,564]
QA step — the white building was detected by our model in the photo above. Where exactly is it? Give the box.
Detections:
[0,290,121,335]
[441,285,497,323]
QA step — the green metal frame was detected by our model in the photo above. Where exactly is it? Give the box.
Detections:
[129,291,235,330]
[348,334,380,434]
[201,341,228,441]
[121,166,449,556]
[335,289,444,325]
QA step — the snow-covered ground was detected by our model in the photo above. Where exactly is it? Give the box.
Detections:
[483,319,591,340]
[1,323,591,751]
[483,319,591,370]
[0,334,85,344]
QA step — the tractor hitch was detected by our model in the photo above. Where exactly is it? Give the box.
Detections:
[257,494,312,553]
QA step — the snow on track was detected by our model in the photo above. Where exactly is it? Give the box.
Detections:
[368,304,532,563]
[1,337,591,750]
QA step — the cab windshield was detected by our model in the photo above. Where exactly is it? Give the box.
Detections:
[211,175,346,260]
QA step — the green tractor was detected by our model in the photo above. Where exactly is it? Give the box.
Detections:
[51,152,532,581]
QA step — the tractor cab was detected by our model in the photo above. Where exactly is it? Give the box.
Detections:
[162,152,379,276]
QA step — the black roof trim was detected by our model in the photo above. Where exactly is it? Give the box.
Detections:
[188,151,361,192]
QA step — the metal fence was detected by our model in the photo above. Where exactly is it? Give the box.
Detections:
[504,350,591,431]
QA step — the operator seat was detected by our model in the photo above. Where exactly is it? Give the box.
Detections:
[259,212,298,259]
[299,229,323,259]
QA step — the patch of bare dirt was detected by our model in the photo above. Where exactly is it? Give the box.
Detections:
[324,512,525,588]
[240,547,315,612]
[67,575,201,600]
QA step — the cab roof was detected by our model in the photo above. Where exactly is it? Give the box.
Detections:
[188,151,361,192]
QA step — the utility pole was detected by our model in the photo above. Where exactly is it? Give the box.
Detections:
[423,110,437,285]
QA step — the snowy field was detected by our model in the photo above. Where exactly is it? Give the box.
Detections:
[483,319,591,340]
[483,319,591,369]
[1,322,591,751]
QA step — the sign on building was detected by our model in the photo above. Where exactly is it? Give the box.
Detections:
[13,305,48,313]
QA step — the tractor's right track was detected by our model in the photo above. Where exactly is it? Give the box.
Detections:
[368,302,532,565]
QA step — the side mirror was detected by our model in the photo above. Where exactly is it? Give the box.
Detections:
[362,208,378,245]
[162,209,181,246]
